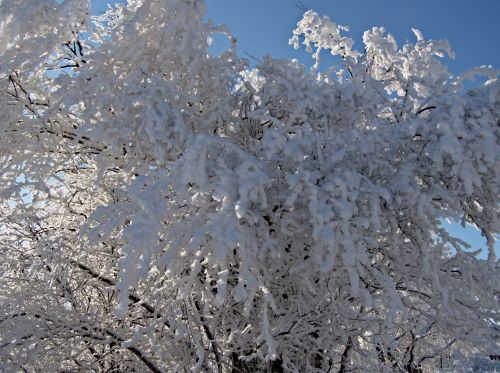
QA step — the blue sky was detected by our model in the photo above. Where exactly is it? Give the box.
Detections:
[204,0,500,75]
[90,0,499,258]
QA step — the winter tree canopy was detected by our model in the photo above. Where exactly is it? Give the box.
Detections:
[0,1,499,372]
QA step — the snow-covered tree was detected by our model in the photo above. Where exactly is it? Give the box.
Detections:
[0,1,498,372]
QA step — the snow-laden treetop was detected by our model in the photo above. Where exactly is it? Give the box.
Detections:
[0,1,498,372]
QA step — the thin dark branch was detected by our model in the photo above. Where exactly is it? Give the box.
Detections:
[194,300,223,373]
[416,106,436,115]
[70,260,157,317]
